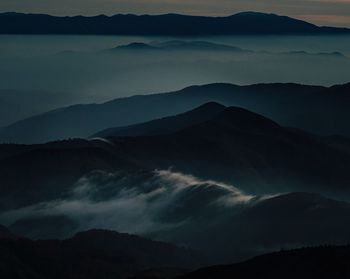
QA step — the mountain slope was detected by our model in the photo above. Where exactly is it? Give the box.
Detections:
[0,139,138,210]
[2,106,350,262]
[181,245,350,279]
[93,102,227,138]
[4,82,350,143]
[0,12,349,35]
[0,229,204,279]
[148,192,350,263]
[0,225,19,240]
[105,105,350,197]
[1,104,350,211]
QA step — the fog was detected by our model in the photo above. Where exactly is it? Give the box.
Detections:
[1,34,350,126]
[0,169,258,239]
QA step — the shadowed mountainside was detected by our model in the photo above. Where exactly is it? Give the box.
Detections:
[0,224,19,240]
[4,192,350,267]
[0,229,204,279]
[159,192,350,263]
[180,246,350,279]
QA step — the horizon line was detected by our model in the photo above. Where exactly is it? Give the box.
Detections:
[0,10,342,29]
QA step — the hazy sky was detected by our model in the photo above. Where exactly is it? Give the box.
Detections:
[0,0,350,27]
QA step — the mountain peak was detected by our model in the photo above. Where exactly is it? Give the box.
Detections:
[210,106,281,132]
[189,102,226,113]
[93,102,227,138]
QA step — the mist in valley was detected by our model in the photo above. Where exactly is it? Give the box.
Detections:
[1,34,350,126]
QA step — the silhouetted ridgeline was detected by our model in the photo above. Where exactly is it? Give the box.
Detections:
[0,228,204,279]
[0,12,349,35]
[1,225,350,279]
[180,246,350,279]
[1,82,350,143]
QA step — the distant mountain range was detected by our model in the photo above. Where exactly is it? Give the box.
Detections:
[111,41,250,53]
[110,41,347,58]
[0,11,349,35]
[1,82,350,143]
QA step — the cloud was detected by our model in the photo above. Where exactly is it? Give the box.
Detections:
[0,169,256,236]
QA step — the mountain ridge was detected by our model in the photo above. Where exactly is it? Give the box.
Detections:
[1,11,349,35]
[0,228,204,279]
[2,82,350,143]
[180,245,350,279]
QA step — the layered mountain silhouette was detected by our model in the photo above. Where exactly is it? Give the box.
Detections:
[1,82,350,144]
[1,12,349,35]
[181,246,350,279]
[0,228,203,279]
[2,104,350,263]
[1,103,350,213]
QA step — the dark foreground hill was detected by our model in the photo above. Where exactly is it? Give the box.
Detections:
[4,192,350,268]
[0,224,19,240]
[180,246,350,279]
[159,192,350,263]
[0,229,203,279]
[1,12,349,36]
[1,82,350,143]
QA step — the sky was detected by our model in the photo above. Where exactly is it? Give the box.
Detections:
[0,0,350,27]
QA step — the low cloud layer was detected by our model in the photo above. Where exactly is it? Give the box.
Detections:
[0,169,256,237]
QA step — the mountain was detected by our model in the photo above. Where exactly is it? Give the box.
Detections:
[2,82,350,144]
[93,102,227,138]
[1,104,350,213]
[0,229,204,279]
[0,89,84,127]
[0,225,18,240]
[0,12,349,35]
[181,245,350,279]
[152,191,350,263]
[169,192,350,263]
[111,41,248,53]
[2,105,350,262]
[0,139,138,210]
[114,42,161,51]
[93,104,350,197]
